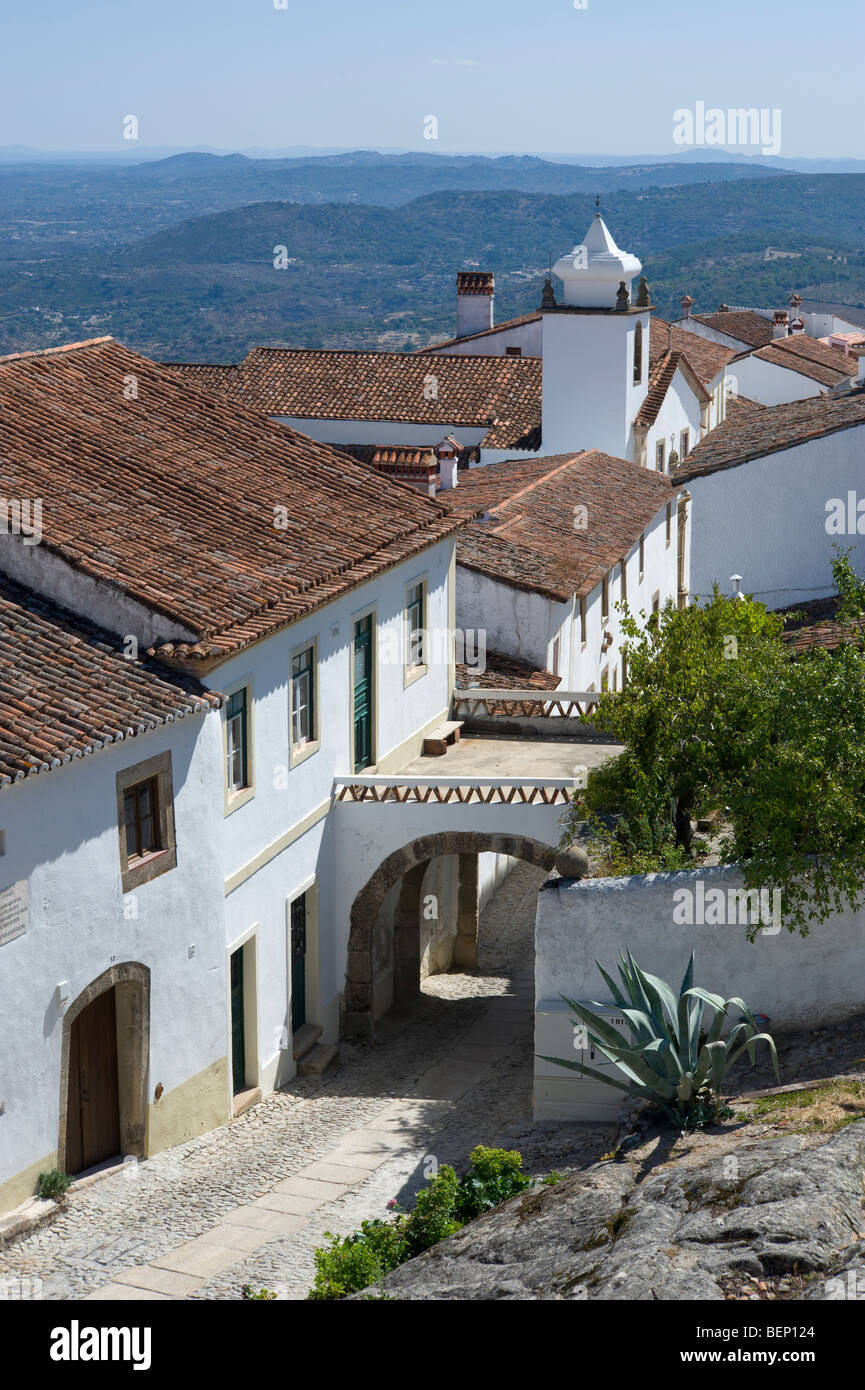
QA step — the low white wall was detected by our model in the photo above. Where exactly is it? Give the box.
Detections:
[477,851,520,914]
[534,864,865,1120]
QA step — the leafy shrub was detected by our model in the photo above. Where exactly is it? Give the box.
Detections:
[242,1285,277,1300]
[37,1169,71,1202]
[308,1146,536,1298]
[308,1218,408,1300]
[455,1146,532,1220]
[403,1164,462,1255]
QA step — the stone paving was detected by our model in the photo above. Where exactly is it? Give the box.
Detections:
[0,862,615,1302]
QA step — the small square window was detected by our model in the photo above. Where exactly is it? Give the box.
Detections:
[639,533,645,579]
[656,440,666,473]
[579,597,587,646]
[680,428,690,459]
[116,752,176,892]
[601,576,610,623]
[406,583,425,669]
[666,502,672,546]
[505,346,522,357]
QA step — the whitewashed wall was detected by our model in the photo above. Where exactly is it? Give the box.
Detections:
[686,422,865,608]
[0,713,226,1206]
[541,311,650,459]
[537,864,865,1031]
[275,416,488,451]
[431,319,543,358]
[456,500,682,691]
[534,864,865,1120]
[212,538,456,1070]
[728,355,824,406]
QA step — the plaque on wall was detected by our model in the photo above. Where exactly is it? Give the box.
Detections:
[0,880,28,947]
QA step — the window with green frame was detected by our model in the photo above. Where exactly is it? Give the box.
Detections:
[291,646,316,748]
[225,688,249,793]
[406,582,425,668]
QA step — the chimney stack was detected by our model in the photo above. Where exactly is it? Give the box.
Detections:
[790,317,805,336]
[773,310,789,339]
[456,271,494,339]
[680,294,693,320]
[436,436,461,490]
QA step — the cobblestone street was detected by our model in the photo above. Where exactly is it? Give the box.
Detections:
[0,862,615,1302]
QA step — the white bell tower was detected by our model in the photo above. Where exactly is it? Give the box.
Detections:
[541,209,651,459]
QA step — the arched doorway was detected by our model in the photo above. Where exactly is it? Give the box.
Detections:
[343,832,556,1039]
[59,963,150,1176]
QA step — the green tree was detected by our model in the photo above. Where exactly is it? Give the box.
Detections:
[569,588,787,852]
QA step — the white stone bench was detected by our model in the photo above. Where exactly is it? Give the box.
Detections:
[422,720,464,756]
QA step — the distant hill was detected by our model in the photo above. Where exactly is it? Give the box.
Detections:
[1,172,863,361]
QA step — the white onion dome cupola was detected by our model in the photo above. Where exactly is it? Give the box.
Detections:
[552,211,643,309]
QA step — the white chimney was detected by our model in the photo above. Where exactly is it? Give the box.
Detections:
[773,310,789,339]
[436,436,460,490]
[680,294,693,320]
[790,317,805,336]
[456,272,494,339]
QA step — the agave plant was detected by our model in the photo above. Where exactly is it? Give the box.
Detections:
[541,949,779,1130]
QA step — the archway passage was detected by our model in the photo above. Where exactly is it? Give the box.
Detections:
[343,832,556,1039]
[59,963,150,1175]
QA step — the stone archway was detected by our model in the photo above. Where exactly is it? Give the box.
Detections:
[58,962,150,1174]
[343,832,556,1039]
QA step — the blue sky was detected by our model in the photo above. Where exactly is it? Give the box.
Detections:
[1,0,862,157]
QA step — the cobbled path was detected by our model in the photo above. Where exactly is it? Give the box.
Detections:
[0,863,615,1302]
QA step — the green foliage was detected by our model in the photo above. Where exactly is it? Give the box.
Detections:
[454,1146,533,1220]
[37,1169,71,1202]
[541,1171,563,1187]
[403,1165,462,1255]
[565,588,788,854]
[242,1285,278,1300]
[542,950,779,1132]
[720,639,865,934]
[831,546,865,626]
[307,1146,535,1298]
[308,1218,409,1301]
[563,585,865,934]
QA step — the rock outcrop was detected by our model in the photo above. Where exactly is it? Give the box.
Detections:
[359,1123,865,1300]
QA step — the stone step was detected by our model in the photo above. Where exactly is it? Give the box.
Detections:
[292,1023,323,1061]
[298,1044,340,1078]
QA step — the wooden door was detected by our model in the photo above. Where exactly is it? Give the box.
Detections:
[66,989,121,1175]
[230,947,246,1094]
[353,615,373,773]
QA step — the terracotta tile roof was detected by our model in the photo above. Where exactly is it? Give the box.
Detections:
[649,318,734,387]
[416,310,542,354]
[455,648,560,691]
[778,597,865,655]
[748,334,857,387]
[447,450,677,601]
[0,339,467,664]
[692,310,773,348]
[165,347,542,451]
[0,573,221,788]
[635,349,709,430]
[335,441,480,476]
[725,393,765,422]
[675,387,865,483]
